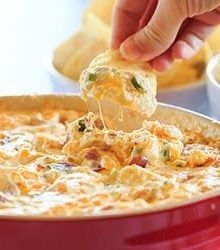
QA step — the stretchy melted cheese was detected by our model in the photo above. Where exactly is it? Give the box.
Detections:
[80,50,157,118]
[0,110,219,216]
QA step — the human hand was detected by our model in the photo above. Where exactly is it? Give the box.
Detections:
[111,0,220,71]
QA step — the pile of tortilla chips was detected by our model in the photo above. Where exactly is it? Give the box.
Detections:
[53,0,220,89]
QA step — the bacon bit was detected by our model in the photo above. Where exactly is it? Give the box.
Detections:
[92,164,105,172]
[216,158,220,167]
[85,149,100,161]
[187,137,194,144]
[101,144,111,151]
[85,149,105,172]
[204,157,215,167]
[194,157,215,168]
[186,174,194,181]
[0,136,10,145]
[94,118,104,130]
[59,115,67,125]
[50,163,77,172]
[102,205,114,210]
[129,156,148,168]
[59,162,77,168]
[36,164,46,172]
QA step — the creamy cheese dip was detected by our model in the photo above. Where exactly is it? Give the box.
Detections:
[0,110,219,216]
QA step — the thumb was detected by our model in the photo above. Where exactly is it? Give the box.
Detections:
[120,0,185,62]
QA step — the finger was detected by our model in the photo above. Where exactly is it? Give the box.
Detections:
[120,0,185,61]
[172,19,215,59]
[110,0,149,49]
[138,0,158,29]
[194,7,220,25]
[150,51,173,71]
[180,0,220,17]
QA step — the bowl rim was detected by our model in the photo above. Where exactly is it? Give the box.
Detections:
[44,54,79,87]
[206,53,220,88]
[158,78,205,93]
[0,94,219,222]
[1,186,220,222]
[46,54,205,93]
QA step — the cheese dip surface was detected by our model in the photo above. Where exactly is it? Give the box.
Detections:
[0,110,219,217]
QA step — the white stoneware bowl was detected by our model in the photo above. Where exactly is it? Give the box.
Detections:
[206,53,220,120]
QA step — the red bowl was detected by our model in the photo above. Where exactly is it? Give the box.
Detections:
[1,195,220,250]
[0,95,220,250]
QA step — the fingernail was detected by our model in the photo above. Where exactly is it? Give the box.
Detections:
[181,45,195,59]
[173,41,195,60]
[120,37,143,61]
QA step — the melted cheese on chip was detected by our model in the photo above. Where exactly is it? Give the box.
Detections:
[80,50,157,119]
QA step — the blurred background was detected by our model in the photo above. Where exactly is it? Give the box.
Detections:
[0,0,88,94]
[0,0,219,117]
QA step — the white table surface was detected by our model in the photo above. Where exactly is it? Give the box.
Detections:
[0,0,87,94]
